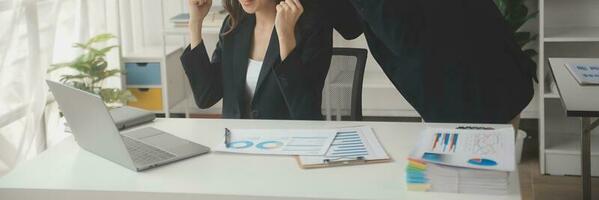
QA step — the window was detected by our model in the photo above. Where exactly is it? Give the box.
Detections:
[0,0,116,176]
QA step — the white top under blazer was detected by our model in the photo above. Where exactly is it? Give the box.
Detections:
[246,58,264,101]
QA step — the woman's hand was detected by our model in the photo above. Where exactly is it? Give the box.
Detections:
[188,0,212,49]
[275,0,303,60]
[275,0,303,37]
[189,0,212,24]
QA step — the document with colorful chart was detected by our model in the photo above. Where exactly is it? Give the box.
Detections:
[213,129,338,156]
[411,127,516,171]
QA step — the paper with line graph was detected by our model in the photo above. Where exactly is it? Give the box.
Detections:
[298,126,389,165]
[412,127,516,171]
[214,129,337,156]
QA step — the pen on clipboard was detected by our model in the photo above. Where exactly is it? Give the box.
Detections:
[456,126,494,130]
[323,156,366,165]
[225,128,231,148]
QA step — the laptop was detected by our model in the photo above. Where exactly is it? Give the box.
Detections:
[47,80,210,171]
[110,106,157,130]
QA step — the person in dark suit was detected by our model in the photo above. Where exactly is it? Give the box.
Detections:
[347,0,536,128]
[180,0,361,120]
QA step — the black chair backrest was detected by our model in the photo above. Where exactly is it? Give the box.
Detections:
[323,48,368,121]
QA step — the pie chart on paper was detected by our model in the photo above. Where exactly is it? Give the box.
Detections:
[256,141,284,150]
[467,158,497,166]
[229,141,254,149]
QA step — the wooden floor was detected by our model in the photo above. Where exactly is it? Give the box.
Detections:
[517,120,599,200]
[518,153,599,199]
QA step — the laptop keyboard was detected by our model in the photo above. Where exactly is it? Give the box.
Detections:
[122,136,176,167]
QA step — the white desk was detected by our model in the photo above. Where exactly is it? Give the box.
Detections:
[549,58,599,200]
[0,119,521,200]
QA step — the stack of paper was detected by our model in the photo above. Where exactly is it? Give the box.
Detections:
[406,159,510,195]
[406,127,515,194]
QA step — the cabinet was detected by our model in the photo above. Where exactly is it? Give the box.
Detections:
[539,0,599,175]
[122,46,186,116]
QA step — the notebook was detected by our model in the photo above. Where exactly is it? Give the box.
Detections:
[565,63,599,85]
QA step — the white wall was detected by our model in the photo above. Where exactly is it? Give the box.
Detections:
[123,0,223,50]
[119,0,184,51]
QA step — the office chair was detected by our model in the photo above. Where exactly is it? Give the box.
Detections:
[322,48,368,121]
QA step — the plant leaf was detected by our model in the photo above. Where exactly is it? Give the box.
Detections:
[93,69,121,84]
[91,45,119,56]
[99,88,136,105]
[73,43,88,49]
[523,49,538,58]
[85,33,116,46]
[71,82,94,93]
[495,0,507,16]
[60,74,90,81]
[47,62,73,72]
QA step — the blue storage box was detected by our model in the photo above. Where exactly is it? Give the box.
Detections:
[125,62,161,85]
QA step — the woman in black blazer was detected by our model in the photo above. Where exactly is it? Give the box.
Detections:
[180,0,361,120]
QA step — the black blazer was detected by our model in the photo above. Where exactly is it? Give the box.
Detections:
[349,0,536,123]
[180,1,361,120]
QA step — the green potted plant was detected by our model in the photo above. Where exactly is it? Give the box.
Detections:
[495,0,539,61]
[48,33,135,106]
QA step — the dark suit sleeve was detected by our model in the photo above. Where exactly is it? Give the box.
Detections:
[179,27,226,109]
[271,30,330,119]
[350,0,416,55]
[330,0,363,40]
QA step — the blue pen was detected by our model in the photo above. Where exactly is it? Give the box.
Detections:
[432,133,441,150]
[443,133,450,152]
[452,133,459,152]
[225,128,231,148]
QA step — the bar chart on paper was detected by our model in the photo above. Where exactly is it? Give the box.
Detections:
[431,132,459,153]
[298,126,390,166]
[214,129,338,156]
[327,131,369,157]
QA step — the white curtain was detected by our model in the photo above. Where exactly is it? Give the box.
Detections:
[0,0,115,176]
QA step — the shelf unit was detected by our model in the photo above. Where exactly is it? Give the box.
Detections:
[112,1,224,118]
[121,45,187,116]
[539,0,599,176]
[159,4,225,117]
[544,27,599,42]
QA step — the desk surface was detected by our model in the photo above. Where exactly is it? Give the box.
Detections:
[549,58,599,117]
[0,119,520,200]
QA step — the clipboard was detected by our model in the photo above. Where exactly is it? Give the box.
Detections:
[296,155,392,169]
[296,126,392,169]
